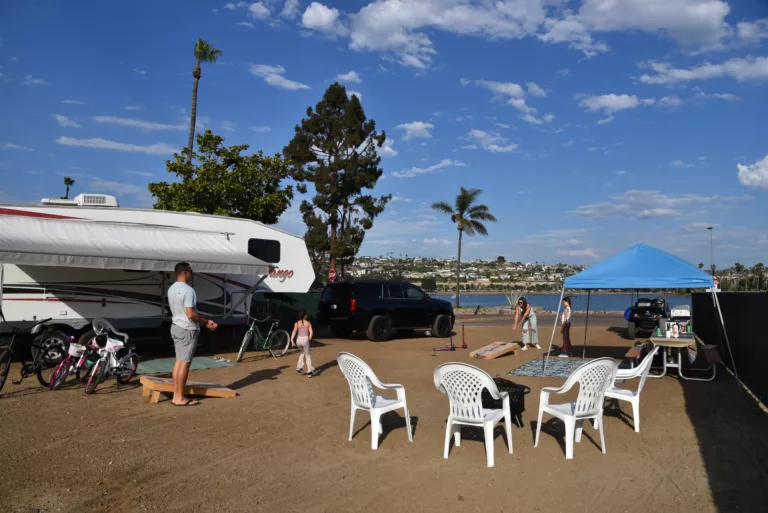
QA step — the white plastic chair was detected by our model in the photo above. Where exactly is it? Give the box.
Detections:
[434,362,513,467]
[605,345,660,433]
[336,352,412,450]
[534,357,618,460]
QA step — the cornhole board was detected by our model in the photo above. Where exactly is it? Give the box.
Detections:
[470,341,519,360]
[139,376,237,404]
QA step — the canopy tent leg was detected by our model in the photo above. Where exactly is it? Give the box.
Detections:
[712,290,742,392]
[581,290,592,359]
[223,274,268,320]
[543,286,565,373]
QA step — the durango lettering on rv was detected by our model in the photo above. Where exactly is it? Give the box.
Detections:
[269,267,294,282]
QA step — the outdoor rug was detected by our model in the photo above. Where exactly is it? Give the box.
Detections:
[136,357,235,375]
[507,357,593,379]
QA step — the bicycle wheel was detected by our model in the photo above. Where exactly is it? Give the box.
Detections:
[36,344,65,388]
[116,353,139,385]
[0,349,12,394]
[268,330,291,357]
[236,331,253,363]
[49,359,71,391]
[85,359,107,395]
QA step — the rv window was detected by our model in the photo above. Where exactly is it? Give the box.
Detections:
[248,239,280,263]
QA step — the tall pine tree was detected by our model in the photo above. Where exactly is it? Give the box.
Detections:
[284,83,390,278]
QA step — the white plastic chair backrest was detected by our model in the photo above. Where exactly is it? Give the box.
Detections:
[337,352,379,409]
[635,345,660,394]
[566,358,618,418]
[434,363,499,422]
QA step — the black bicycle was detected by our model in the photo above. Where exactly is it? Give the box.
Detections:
[0,311,68,394]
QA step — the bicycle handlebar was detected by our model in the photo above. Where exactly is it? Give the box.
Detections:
[4,317,53,334]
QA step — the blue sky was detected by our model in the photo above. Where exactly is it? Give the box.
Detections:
[1,0,767,267]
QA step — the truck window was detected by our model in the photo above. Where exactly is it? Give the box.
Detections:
[321,284,352,302]
[386,284,404,298]
[248,239,281,263]
[403,284,426,300]
[354,283,382,299]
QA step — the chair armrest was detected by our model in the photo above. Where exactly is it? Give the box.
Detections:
[616,368,642,380]
[378,382,404,390]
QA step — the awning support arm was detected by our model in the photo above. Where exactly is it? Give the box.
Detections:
[223,275,268,320]
[543,286,565,374]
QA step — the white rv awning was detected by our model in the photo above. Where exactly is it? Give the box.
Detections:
[0,215,270,275]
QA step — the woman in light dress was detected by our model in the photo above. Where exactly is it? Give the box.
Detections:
[513,297,541,350]
[291,310,315,378]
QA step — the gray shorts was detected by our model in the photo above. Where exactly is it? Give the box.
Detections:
[171,325,199,363]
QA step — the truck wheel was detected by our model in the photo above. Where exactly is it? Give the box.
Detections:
[366,316,391,342]
[627,321,636,340]
[433,315,452,338]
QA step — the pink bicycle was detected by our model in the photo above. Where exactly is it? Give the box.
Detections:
[49,335,100,390]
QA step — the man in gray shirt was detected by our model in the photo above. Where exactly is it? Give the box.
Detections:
[168,262,217,406]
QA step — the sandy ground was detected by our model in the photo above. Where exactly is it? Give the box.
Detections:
[1,319,767,513]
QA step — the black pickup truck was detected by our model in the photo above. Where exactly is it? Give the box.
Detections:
[317,280,454,341]
[627,298,669,339]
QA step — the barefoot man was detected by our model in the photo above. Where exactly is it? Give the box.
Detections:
[168,262,217,406]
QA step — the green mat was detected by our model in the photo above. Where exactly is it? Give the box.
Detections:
[136,356,235,375]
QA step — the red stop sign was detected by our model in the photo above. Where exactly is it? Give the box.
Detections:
[329,269,336,282]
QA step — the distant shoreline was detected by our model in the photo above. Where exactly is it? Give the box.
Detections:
[432,291,691,296]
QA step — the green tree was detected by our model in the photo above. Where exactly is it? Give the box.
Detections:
[698,263,704,270]
[432,187,497,308]
[421,277,437,291]
[149,130,293,224]
[752,262,764,292]
[62,176,75,199]
[497,256,506,264]
[187,38,222,163]
[284,83,390,278]
[733,263,745,291]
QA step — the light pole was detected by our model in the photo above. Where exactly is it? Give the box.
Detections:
[707,226,715,276]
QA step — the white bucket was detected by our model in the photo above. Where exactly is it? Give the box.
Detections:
[68,343,86,357]
[106,338,124,352]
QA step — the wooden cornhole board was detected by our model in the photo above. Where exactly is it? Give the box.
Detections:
[470,341,519,360]
[140,376,237,404]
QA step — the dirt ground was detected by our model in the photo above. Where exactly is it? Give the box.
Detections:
[1,318,767,513]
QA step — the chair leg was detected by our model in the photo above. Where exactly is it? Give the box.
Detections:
[631,397,640,433]
[597,414,606,454]
[483,422,495,467]
[504,412,513,454]
[443,417,453,459]
[534,407,544,448]
[564,417,575,460]
[453,424,461,447]
[349,404,356,441]
[403,404,413,442]
[575,420,583,443]
[370,411,381,450]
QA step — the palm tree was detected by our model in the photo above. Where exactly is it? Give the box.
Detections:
[752,262,764,292]
[432,187,497,308]
[733,262,745,291]
[63,176,75,199]
[698,263,704,270]
[186,38,222,163]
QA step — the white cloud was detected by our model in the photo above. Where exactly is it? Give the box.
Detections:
[556,68,571,77]
[122,170,154,177]
[133,69,147,76]
[238,21,256,28]
[572,190,751,219]
[224,2,237,10]
[465,129,517,153]
[495,123,512,129]
[53,114,81,128]
[670,159,694,169]
[397,121,434,140]
[23,74,46,86]
[347,90,362,101]
[658,95,683,108]
[557,248,599,259]
[736,19,768,43]
[248,2,271,20]
[638,56,768,84]
[527,82,546,97]
[380,138,398,157]
[61,100,84,105]
[55,137,177,155]
[522,112,555,125]
[281,0,301,19]
[221,121,236,132]
[250,126,272,133]
[578,94,655,113]
[92,116,185,131]
[302,2,347,37]
[737,154,768,190]
[1,142,34,152]
[392,158,458,178]
[336,70,362,83]
[475,79,530,112]
[424,238,451,246]
[692,91,740,102]
[249,63,310,90]
[124,105,143,110]
[90,178,146,197]
[597,115,614,124]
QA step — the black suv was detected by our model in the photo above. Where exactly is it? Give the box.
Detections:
[627,298,669,339]
[317,280,454,341]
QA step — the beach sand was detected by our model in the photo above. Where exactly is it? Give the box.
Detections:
[1,321,766,512]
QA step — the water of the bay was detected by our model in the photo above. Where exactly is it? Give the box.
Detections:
[432,293,692,311]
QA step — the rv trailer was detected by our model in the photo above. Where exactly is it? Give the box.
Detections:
[0,194,314,338]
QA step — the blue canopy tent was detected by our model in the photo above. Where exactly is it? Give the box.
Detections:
[544,244,738,386]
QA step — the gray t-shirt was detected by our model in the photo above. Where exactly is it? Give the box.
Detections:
[168,282,199,331]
